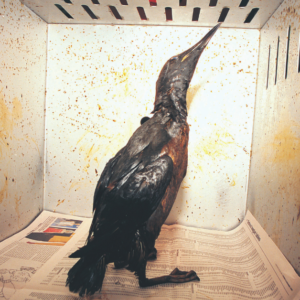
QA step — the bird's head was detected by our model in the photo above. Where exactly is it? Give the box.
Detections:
[152,23,221,119]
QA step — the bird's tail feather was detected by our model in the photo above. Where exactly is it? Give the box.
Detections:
[66,254,106,296]
[69,246,88,258]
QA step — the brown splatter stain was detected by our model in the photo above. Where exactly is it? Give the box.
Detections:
[56,199,65,207]
[274,2,300,30]
[181,186,190,189]
[0,174,8,204]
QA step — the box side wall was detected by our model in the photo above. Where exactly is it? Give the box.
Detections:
[247,0,300,273]
[0,0,47,240]
[45,25,259,231]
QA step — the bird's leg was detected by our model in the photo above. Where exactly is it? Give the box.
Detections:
[114,261,128,269]
[138,260,200,287]
[147,247,157,261]
[138,232,199,287]
[135,229,200,287]
[141,226,158,260]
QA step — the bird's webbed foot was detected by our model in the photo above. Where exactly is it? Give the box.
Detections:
[138,265,200,288]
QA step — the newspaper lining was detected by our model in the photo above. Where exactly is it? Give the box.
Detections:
[0,210,298,300]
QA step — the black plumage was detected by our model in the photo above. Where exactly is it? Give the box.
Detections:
[66,23,220,296]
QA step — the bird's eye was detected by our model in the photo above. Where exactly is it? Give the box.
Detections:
[169,57,178,64]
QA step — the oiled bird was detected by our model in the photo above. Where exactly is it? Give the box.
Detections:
[66,23,221,296]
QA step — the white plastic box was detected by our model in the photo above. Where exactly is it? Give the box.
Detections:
[0,0,299,274]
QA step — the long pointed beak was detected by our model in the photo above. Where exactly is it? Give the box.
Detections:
[181,23,221,63]
[153,23,221,116]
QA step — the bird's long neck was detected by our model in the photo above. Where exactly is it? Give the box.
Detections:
[153,88,188,123]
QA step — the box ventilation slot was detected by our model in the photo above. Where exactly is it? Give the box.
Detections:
[137,7,147,20]
[266,45,271,89]
[165,7,172,21]
[109,6,122,20]
[55,4,73,19]
[54,3,265,24]
[239,0,249,8]
[192,7,200,22]
[218,7,229,22]
[149,0,157,7]
[244,8,259,23]
[82,5,98,19]
[285,26,291,79]
[275,37,280,85]
[209,0,218,7]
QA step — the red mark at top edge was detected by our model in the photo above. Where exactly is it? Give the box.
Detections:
[149,0,157,7]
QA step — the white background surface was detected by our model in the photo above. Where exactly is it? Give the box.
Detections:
[44,25,259,230]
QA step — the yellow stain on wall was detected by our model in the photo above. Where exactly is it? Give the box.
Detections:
[26,135,41,159]
[88,67,131,98]
[230,173,237,186]
[14,195,22,226]
[262,110,300,167]
[261,111,300,245]
[196,165,203,172]
[76,129,91,146]
[268,125,300,164]
[12,96,23,120]
[0,175,8,204]
[78,143,101,172]
[194,127,239,161]
[111,67,131,97]
[83,163,90,172]
[69,180,90,191]
[0,88,23,159]
[74,129,102,173]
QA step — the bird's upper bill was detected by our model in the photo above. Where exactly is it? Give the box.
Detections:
[153,23,221,116]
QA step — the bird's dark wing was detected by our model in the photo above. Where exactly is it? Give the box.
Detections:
[93,147,125,211]
[88,154,173,243]
[92,117,171,212]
